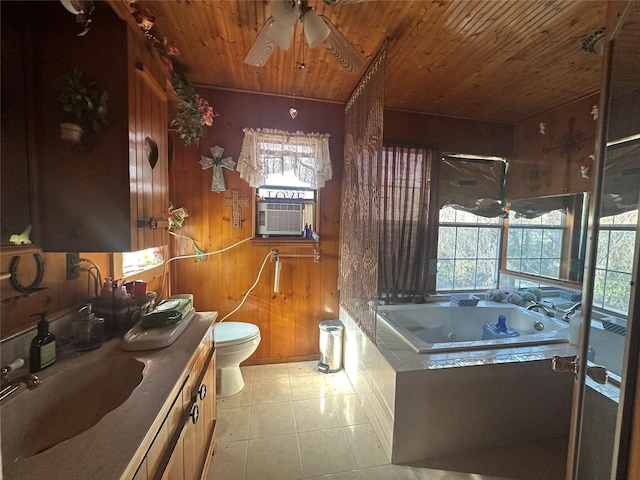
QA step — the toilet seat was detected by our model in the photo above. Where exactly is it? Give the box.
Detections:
[214,322,260,347]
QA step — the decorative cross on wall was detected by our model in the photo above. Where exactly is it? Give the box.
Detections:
[542,117,592,192]
[199,145,237,192]
[222,188,250,230]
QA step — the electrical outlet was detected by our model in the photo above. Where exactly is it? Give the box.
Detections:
[66,253,80,280]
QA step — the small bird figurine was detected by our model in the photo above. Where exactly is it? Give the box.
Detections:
[9,225,32,245]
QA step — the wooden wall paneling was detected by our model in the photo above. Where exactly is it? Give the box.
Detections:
[383,109,516,158]
[0,251,110,339]
[509,95,598,200]
[169,89,344,363]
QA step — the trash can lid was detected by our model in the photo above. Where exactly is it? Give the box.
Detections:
[319,320,344,331]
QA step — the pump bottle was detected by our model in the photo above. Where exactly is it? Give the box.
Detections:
[29,312,56,373]
[568,310,581,346]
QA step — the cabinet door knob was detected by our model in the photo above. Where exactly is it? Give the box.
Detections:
[137,217,168,230]
[198,384,207,401]
[190,404,199,424]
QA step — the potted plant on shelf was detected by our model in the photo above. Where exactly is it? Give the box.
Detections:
[59,67,109,143]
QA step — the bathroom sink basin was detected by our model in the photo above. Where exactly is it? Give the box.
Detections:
[1,357,144,462]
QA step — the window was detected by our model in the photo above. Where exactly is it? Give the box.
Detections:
[505,209,565,279]
[436,206,502,291]
[594,209,638,315]
[237,128,331,238]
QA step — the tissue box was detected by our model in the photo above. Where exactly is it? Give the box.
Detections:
[450,294,479,307]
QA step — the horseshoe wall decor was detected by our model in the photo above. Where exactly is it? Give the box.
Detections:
[9,253,46,293]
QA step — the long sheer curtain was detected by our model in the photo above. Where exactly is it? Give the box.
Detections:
[339,47,386,343]
[379,145,437,302]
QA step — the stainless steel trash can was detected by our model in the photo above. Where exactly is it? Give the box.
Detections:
[318,320,344,373]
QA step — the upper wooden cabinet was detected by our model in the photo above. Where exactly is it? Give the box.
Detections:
[17,2,169,252]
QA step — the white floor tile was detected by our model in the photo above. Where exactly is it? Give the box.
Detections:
[306,470,361,480]
[217,384,253,410]
[217,406,251,443]
[293,397,341,432]
[291,375,331,400]
[252,376,292,405]
[249,401,297,439]
[252,363,289,381]
[289,361,322,376]
[342,424,389,469]
[245,434,302,480]
[332,394,370,426]
[240,365,255,384]
[207,441,247,480]
[359,464,419,480]
[323,371,356,395]
[298,428,358,478]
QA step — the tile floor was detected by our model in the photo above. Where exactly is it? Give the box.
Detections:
[206,361,516,480]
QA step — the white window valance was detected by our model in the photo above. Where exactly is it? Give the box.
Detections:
[237,128,332,188]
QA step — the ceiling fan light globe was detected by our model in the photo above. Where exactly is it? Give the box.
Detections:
[303,10,330,48]
[269,0,299,26]
[267,22,294,50]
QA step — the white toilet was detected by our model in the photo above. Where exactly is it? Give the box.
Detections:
[214,322,261,398]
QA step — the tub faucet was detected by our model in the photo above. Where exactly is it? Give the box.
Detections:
[526,303,555,317]
[562,303,582,322]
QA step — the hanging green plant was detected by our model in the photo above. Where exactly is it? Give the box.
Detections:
[59,67,109,134]
[170,72,215,146]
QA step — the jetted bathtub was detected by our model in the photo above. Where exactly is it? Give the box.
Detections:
[377,300,569,353]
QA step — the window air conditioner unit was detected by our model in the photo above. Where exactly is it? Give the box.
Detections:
[257,202,304,236]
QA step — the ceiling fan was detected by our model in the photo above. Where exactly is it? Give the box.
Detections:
[244,0,365,72]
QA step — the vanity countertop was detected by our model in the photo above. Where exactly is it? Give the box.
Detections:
[1,311,218,480]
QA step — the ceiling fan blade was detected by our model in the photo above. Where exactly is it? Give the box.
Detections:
[244,17,276,67]
[319,15,365,72]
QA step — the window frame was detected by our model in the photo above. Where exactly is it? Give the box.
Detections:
[436,206,503,292]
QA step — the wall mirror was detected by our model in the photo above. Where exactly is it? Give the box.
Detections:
[502,192,589,285]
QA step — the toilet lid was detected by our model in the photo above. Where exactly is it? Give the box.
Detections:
[214,322,260,347]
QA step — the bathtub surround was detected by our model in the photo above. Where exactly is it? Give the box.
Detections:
[340,306,577,476]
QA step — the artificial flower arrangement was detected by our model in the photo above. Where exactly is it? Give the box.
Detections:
[170,72,215,146]
[122,1,215,146]
[168,203,189,231]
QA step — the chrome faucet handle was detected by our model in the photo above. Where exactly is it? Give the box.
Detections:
[1,358,25,378]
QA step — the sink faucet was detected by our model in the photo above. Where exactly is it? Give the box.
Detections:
[1,358,41,401]
[526,303,555,317]
[0,374,41,402]
[562,303,582,322]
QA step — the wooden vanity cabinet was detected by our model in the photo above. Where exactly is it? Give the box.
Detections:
[135,325,217,480]
[26,2,168,252]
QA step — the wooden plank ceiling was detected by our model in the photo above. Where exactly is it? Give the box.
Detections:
[114,0,607,123]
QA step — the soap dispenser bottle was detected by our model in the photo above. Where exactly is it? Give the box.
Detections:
[29,312,56,373]
[568,309,581,346]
